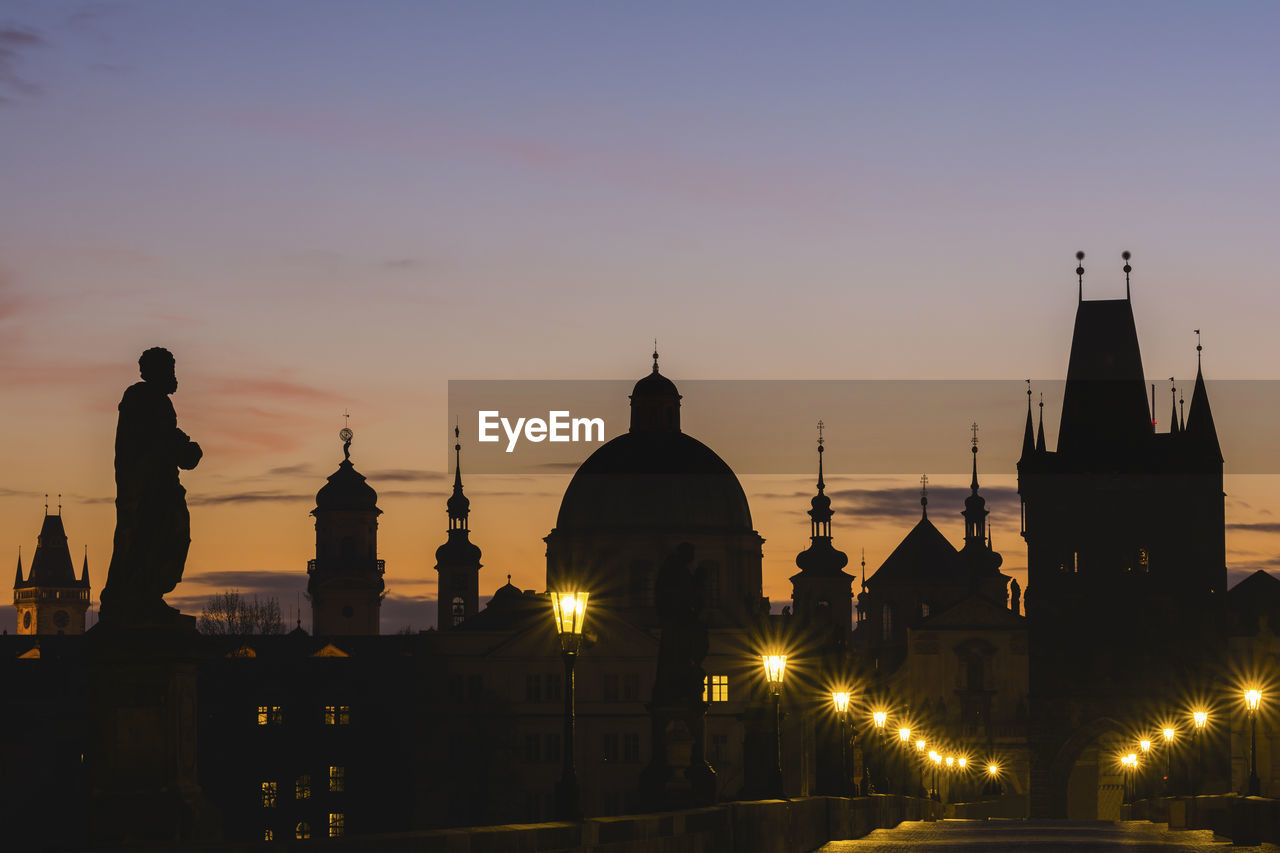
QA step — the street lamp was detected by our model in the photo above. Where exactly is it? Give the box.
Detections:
[1192,710,1208,796]
[868,709,887,794]
[1139,739,1152,801]
[832,691,852,796]
[1246,689,1262,796]
[761,654,788,798]
[929,750,942,801]
[550,590,589,820]
[986,762,1002,796]
[1121,753,1138,803]
[915,740,927,798]
[1161,727,1175,794]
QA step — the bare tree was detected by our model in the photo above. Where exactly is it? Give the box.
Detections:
[198,590,284,635]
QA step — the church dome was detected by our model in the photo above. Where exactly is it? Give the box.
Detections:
[554,427,753,533]
[435,533,481,568]
[631,370,680,398]
[315,460,379,513]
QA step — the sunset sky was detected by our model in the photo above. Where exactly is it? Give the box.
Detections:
[3,1,1279,632]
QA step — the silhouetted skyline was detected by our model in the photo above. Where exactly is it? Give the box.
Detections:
[4,3,1280,633]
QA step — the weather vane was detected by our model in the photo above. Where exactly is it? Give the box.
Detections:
[339,411,353,462]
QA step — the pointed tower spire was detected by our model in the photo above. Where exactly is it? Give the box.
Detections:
[14,548,23,588]
[436,423,482,630]
[1036,393,1046,452]
[447,422,470,531]
[919,474,929,520]
[652,339,660,373]
[1180,387,1186,431]
[793,422,848,577]
[80,546,89,587]
[1021,380,1035,460]
[1169,379,1180,435]
[964,427,989,548]
[860,548,866,592]
[1076,250,1085,302]
[1122,250,1132,301]
[1185,332,1222,461]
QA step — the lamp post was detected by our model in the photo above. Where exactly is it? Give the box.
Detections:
[1246,689,1262,796]
[1121,753,1138,804]
[870,710,887,794]
[1139,739,1152,800]
[551,590,589,821]
[1192,710,1208,796]
[986,762,1001,796]
[929,751,941,801]
[1161,727,1175,795]
[897,727,911,795]
[915,739,927,798]
[762,654,787,798]
[832,691,852,796]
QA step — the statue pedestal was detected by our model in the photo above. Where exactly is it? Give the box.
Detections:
[88,622,219,844]
[640,701,716,811]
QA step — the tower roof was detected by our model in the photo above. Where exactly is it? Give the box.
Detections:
[1057,298,1151,456]
[27,512,80,587]
[866,516,966,588]
[629,348,682,432]
[314,429,380,514]
[1185,362,1222,461]
[793,429,850,577]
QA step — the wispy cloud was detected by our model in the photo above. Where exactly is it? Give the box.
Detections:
[0,27,44,103]
[188,490,311,506]
[828,484,1020,523]
[1229,522,1280,534]
[365,468,447,483]
[208,377,344,404]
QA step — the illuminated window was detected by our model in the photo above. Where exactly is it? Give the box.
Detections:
[1138,548,1149,569]
[451,596,465,625]
[261,781,277,808]
[703,675,728,703]
[296,774,311,800]
[329,765,345,793]
[264,829,273,841]
[329,812,345,838]
[257,705,283,726]
[295,821,310,840]
[324,704,351,725]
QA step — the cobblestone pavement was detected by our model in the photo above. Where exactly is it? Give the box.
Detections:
[813,820,1280,852]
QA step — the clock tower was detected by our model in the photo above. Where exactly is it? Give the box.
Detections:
[13,501,91,635]
[435,426,482,630]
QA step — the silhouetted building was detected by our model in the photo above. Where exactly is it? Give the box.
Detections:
[307,431,385,635]
[13,506,90,635]
[1019,260,1226,818]
[789,431,854,645]
[435,427,482,630]
[545,351,765,628]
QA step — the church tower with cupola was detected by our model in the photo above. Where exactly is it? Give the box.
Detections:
[435,426,482,630]
[307,426,384,635]
[13,500,91,635]
[789,423,854,645]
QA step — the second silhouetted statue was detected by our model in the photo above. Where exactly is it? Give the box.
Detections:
[100,347,202,628]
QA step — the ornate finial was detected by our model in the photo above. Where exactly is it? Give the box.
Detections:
[971,422,979,451]
[454,417,461,452]
[1194,328,1202,366]
[44,493,48,514]
[1150,383,1157,427]
[1076,250,1085,300]
[817,419,825,448]
[1122,250,1132,298]
[339,414,353,462]
[1026,378,1032,407]
[57,493,62,515]
[507,573,512,584]
[652,339,659,373]
[861,547,866,590]
[920,474,929,518]
[815,420,826,493]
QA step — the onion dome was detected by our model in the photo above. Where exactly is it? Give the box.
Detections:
[794,426,849,575]
[315,428,380,513]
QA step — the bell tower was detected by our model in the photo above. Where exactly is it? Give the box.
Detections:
[307,424,384,635]
[435,426,482,630]
[13,498,90,635]
[789,422,854,645]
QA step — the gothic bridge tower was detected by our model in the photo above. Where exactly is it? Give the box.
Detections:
[13,498,90,635]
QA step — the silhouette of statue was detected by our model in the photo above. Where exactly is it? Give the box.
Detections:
[652,542,709,704]
[100,347,202,627]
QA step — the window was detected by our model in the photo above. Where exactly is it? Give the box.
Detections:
[921,602,931,618]
[451,596,465,625]
[295,822,310,840]
[328,813,344,838]
[324,704,351,726]
[703,675,728,703]
[546,673,562,701]
[603,733,619,762]
[622,672,639,701]
[329,765,345,793]
[257,705,283,726]
[603,673,619,702]
[296,774,311,800]
[263,829,274,841]
[544,733,561,763]
[261,781,277,808]
[526,673,542,702]
[524,733,541,763]
[468,674,483,700]
[623,732,640,763]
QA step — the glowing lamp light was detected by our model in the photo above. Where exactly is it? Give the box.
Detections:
[1246,689,1263,712]
[898,727,911,743]
[1162,727,1176,742]
[945,756,955,768]
[1122,753,1138,768]
[958,757,967,769]
[761,654,787,690]
[929,750,941,764]
[831,691,851,713]
[551,591,589,653]
[987,763,1000,776]
[872,710,887,728]
[1139,740,1151,753]
[916,739,926,752]
[1193,711,1209,729]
